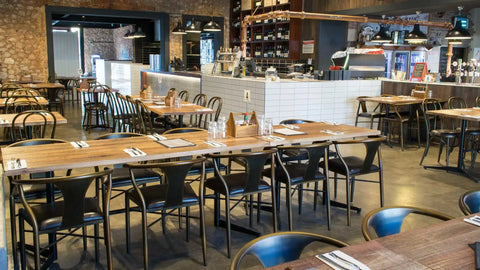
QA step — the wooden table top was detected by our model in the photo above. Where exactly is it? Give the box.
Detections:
[1,122,380,177]
[358,96,425,105]
[21,83,65,89]
[268,215,478,270]
[130,96,216,116]
[0,112,66,127]
[0,97,49,107]
[427,108,480,121]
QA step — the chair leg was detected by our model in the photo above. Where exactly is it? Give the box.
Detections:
[125,196,130,253]
[257,193,261,223]
[33,228,41,270]
[334,173,338,198]
[9,194,18,268]
[287,182,293,231]
[346,173,351,226]
[162,209,166,234]
[271,181,278,233]
[225,195,231,258]
[420,136,431,165]
[438,141,444,163]
[379,170,384,207]
[185,207,190,242]
[104,215,113,270]
[142,209,149,270]
[445,138,451,167]
[249,195,253,228]
[298,184,303,215]
[400,122,404,151]
[178,208,182,230]
[324,178,331,231]
[94,224,99,263]
[350,178,356,202]
[83,226,87,250]
[19,215,26,270]
[313,182,318,211]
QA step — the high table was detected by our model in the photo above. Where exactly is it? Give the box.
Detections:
[268,215,478,269]
[0,122,380,269]
[425,108,480,182]
[357,96,425,150]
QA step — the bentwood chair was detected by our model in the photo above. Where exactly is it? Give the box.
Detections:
[125,158,207,269]
[189,93,207,127]
[361,206,453,241]
[95,133,162,214]
[354,96,386,129]
[178,90,189,102]
[263,142,331,231]
[4,96,43,113]
[321,136,385,226]
[459,190,480,215]
[230,231,348,269]
[14,168,114,270]
[200,96,222,129]
[10,110,56,142]
[7,138,68,268]
[82,83,110,130]
[419,98,460,166]
[205,148,278,258]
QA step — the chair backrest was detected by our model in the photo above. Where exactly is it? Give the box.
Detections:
[459,190,480,215]
[163,127,204,134]
[420,98,443,131]
[126,95,142,133]
[11,110,56,141]
[126,158,205,207]
[11,88,41,97]
[356,96,370,114]
[96,132,143,140]
[12,168,113,229]
[211,148,277,194]
[334,135,385,175]
[362,206,453,241]
[135,99,153,134]
[201,96,222,129]
[190,93,208,127]
[279,119,315,125]
[4,97,43,113]
[179,90,189,102]
[448,96,467,109]
[476,96,480,107]
[230,231,348,269]
[277,142,331,180]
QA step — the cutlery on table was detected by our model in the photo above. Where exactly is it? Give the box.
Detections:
[316,254,350,270]
[329,252,360,270]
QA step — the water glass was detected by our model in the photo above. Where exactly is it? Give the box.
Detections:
[264,118,273,135]
[208,121,218,140]
[217,116,226,139]
[174,97,181,108]
[257,115,265,136]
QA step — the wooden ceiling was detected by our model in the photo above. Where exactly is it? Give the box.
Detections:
[318,0,480,16]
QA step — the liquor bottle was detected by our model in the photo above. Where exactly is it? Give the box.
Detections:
[276,45,282,57]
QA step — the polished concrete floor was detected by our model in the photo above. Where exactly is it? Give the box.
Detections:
[4,100,480,269]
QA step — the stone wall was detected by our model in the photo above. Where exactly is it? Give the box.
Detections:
[0,0,230,81]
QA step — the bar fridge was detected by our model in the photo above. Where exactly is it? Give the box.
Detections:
[392,51,410,79]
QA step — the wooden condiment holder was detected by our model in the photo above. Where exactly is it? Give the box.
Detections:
[164,88,178,106]
[227,111,258,138]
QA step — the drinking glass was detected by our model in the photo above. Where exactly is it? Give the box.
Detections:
[264,118,273,135]
[217,116,226,139]
[174,97,181,108]
[257,115,265,136]
[208,121,218,140]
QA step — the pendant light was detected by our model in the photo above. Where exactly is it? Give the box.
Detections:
[405,24,428,44]
[185,19,201,33]
[133,27,146,38]
[123,30,134,39]
[172,21,187,35]
[448,40,463,45]
[203,20,221,32]
[371,25,391,43]
[445,6,472,40]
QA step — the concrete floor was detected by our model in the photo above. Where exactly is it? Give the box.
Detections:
[5,100,480,269]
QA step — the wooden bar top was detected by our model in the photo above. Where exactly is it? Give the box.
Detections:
[1,122,380,176]
[269,215,478,269]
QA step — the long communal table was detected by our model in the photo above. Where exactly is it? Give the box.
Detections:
[268,214,478,269]
[0,122,380,268]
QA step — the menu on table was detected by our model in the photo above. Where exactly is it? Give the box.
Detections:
[157,138,196,148]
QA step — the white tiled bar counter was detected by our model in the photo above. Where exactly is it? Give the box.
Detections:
[201,75,382,125]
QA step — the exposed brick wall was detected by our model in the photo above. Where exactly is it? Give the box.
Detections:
[84,28,115,74]
[113,26,134,61]
[0,0,230,81]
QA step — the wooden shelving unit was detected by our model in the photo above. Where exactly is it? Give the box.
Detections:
[230,0,302,60]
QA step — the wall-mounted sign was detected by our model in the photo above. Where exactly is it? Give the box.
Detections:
[302,40,314,54]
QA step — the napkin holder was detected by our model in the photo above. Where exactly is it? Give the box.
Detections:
[164,88,178,107]
[227,111,258,138]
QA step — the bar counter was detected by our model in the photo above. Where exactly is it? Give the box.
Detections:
[382,79,480,106]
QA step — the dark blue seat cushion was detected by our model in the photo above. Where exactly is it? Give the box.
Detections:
[205,173,270,196]
[127,184,198,210]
